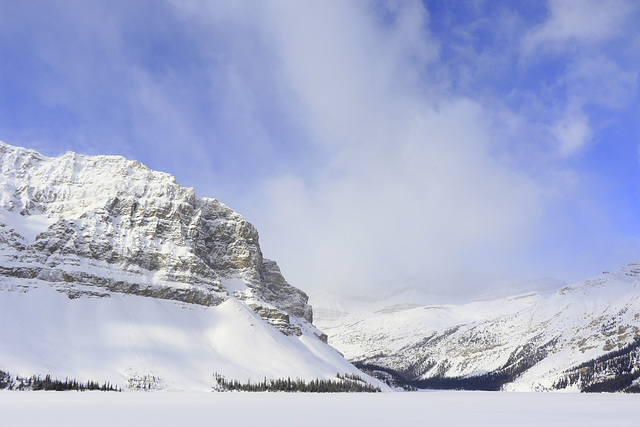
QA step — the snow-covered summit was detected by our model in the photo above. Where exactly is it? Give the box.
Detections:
[0,142,377,391]
[0,141,310,323]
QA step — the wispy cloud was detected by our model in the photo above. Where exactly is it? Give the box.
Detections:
[520,0,639,160]
[522,0,636,53]
[549,113,592,157]
[1,0,639,298]
[219,1,545,294]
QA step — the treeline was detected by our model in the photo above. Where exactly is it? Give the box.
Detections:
[582,372,640,393]
[0,370,11,389]
[357,364,516,392]
[553,338,640,393]
[212,372,380,393]
[355,341,550,392]
[354,362,428,390]
[572,337,640,373]
[353,363,417,390]
[127,374,161,391]
[353,340,556,391]
[0,370,120,392]
[412,371,511,391]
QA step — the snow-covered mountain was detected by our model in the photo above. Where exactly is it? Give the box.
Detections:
[0,142,378,391]
[315,265,640,392]
[4,141,638,394]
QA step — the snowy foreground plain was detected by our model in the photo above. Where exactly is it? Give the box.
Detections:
[2,391,640,426]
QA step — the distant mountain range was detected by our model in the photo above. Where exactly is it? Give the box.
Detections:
[0,142,378,391]
[314,264,640,392]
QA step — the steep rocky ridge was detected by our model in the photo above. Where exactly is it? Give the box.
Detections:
[0,142,311,333]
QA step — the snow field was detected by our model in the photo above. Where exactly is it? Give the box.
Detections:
[1,390,639,427]
[0,285,366,391]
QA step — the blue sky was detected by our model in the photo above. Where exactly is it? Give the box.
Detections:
[1,0,639,298]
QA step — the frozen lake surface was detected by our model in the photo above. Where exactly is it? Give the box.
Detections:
[2,390,639,426]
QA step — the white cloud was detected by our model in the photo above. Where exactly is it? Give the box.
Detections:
[229,1,545,294]
[519,1,639,162]
[543,55,637,158]
[255,0,439,151]
[564,55,638,109]
[170,0,639,296]
[522,0,636,54]
[549,113,593,157]
[260,97,543,294]
[6,0,637,298]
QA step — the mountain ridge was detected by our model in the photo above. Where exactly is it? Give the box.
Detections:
[315,262,640,392]
[0,141,375,391]
[0,141,311,327]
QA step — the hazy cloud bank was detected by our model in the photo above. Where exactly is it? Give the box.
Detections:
[1,0,639,298]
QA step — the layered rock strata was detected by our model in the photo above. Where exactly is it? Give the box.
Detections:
[0,142,311,334]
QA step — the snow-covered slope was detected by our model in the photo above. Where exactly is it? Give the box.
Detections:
[0,284,358,391]
[315,265,640,392]
[0,142,375,391]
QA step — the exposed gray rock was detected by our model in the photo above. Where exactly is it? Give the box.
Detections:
[0,142,314,333]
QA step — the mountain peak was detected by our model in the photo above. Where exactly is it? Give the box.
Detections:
[0,141,309,322]
[0,142,375,390]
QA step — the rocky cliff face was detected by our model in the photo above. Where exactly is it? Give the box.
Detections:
[0,142,311,333]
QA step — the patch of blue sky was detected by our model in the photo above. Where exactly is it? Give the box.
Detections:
[0,0,639,296]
